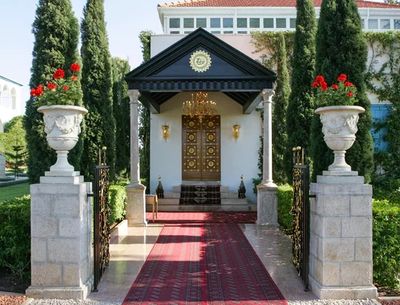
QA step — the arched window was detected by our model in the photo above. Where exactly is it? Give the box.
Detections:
[11,88,17,110]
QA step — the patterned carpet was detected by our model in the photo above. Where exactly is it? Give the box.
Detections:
[123,213,287,305]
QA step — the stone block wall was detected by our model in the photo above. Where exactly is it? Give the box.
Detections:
[27,175,93,299]
[309,175,377,299]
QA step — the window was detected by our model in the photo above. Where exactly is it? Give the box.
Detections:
[170,31,180,34]
[290,18,296,28]
[184,18,194,28]
[169,18,180,28]
[263,18,273,28]
[238,30,248,34]
[361,19,365,29]
[196,18,207,28]
[184,31,192,34]
[380,19,390,29]
[223,18,233,28]
[276,18,287,28]
[211,30,221,34]
[223,31,234,34]
[210,18,221,28]
[250,18,260,28]
[395,19,400,29]
[368,19,378,29]
[237,18,247,28]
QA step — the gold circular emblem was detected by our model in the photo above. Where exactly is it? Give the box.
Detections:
[208,161,215,167]
[188,147,195,154]
[189,121,195,127]
[208,134,215,141]
[208,147,214,154]
[188,134,195,141]
[189,50,212,73]
[208,121,214,128]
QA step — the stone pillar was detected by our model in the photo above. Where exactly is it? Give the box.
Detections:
[309,173,377,299]
[257,89,277,226]
[126,89,147,226]
[26,173,93,299]
[0,153,6,178]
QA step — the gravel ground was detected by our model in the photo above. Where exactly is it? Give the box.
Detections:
[0,295,26,305]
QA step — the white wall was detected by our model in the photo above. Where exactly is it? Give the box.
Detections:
[149,92,261,202]
[0,77,24,132]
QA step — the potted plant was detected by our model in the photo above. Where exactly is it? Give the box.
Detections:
[30,63,87,175]
[312,73,365,173]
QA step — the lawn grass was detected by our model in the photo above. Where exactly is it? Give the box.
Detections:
[0,183,30,203]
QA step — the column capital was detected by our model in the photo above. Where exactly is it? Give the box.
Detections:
[128,90,140,104]
[261,89,274,103]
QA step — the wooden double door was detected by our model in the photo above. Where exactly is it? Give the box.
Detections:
[182,115,221,181]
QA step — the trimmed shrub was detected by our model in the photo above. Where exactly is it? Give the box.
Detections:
[108,184,126,226]
[277,184,294,233]
[373,199,400,290]
[0,196,30,280]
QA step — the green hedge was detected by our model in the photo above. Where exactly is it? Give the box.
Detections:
[108,184,126,225]
[0,196,30,280]
[373,199,400,290]
[277,184,293,233]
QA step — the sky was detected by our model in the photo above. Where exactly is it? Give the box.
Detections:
[0,0,163,100]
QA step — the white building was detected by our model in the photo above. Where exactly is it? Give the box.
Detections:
[0,75,24,132]
[126,0,399,209]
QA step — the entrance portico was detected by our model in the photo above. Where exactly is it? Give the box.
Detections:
[125,28,277,225]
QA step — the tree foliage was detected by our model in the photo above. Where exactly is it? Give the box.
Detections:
[80,0,116,181]
[272,33,290,184]
[111,57,130,177]
[25,0,80,183]
[138,31,153,191]
[312,0,373,181]
[286,0,316,179]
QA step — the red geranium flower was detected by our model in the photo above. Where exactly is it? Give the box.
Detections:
[63,85,69,91]
[337,73,347,82]
[331,84,339,90]
[70,63,80,72]
[71,75,78,81]
[47,82,57,90]
[53,68,65,79]
[344,81,354,87]
[347,92,353,97]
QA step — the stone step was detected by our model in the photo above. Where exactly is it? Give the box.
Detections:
[163,191,241,199]
[154,200,256,212]
[158,198,250,206]
[172,185,230,193]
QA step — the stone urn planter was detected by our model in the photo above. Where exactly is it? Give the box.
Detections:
[38,105,87,174]
[315,105,365,173]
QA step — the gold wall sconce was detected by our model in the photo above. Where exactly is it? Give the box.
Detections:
[232,124,240,141]
[161,124,170,141]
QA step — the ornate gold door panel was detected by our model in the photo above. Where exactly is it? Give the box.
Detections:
[182,115,221,181]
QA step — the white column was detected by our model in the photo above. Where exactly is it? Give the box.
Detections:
[257,89,278,226]
[128,90,141,185]
[126,89,147,226]
[261,89,276,187]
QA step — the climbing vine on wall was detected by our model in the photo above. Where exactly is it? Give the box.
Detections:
[365,31,400,178]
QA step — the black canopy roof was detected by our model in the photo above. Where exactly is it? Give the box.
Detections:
[125,28,276,114]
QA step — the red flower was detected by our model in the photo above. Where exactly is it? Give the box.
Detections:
[63,85,69,91]
[347,91,353,97]
[337,73,347,82]
[47,82,57,90]
[70,63,80,72]
[53,68,65,79]
[35,84,44,96]
[344,81,354,87]
[312,81,319,88]
[71,75,78,81]
[331,84,339,90]
[30,88,37,97]
[315,75,325,82]
[321,82,328,91]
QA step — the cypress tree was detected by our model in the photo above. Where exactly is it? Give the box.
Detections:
[312,0,373,181]
[286,0,316,178]
[111,57,130,177]
[272,33,290,184]
[25,0,81,183]
[80,0,116,181]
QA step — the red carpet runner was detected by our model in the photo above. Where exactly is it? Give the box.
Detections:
[123,213,287,305]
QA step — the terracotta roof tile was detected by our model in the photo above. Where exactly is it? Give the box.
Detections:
[159,0,400,9]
